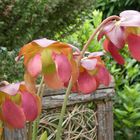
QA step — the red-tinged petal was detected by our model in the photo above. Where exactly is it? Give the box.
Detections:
[81,58,97,70]
[107,41,125,65]
[27,53,42,77]
[78,71,97,94]
[53,53,72,83]
[20,91,39,121]
[18,43,42,65]
[24,72,37,93]
[120,10,140,27]
[2,99,26,128]
[68,44,80,53]
[103,39,110,52]
[44,72,64,89]
[71,59,79,84]
[0,83,20,96]
[88,52,104,58]
[33,38,57,47]
[98,29,105,41]
[96,67,111,86]
[106,23,125,49]
[127,34,140,61]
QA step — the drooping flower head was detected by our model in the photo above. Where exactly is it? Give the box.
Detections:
[98,10,140,64]
[72,52,111,94]
[17,38,79,92]
[0,83,41,128]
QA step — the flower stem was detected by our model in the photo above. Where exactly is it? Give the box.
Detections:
[0,121,3,140]
[27,122,32,140]
[56,78,73,140]
[77,15,120,63]
[32,76,44,140]
[55,15,120,140]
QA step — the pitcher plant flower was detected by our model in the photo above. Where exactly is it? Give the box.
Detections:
[98,10,140,64]
[72,52,111,94]
[0,83,41,128]
[17,38,79,92]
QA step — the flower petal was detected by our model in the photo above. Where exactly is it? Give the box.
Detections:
[104,40,125,65]
[24,72,37,93]
[0,83,20,96]
[88,52,104,58]
[53,53,72,83]
[27,54,42,77]
[96,67,111,86]
[2,99,26,128]
[127,34,140,61]
[33,38,57,47]
[20,91,40,121]
[120,10,140,27]
[44,72,64,89]
[81,58,97,70]
[78,71,97,94]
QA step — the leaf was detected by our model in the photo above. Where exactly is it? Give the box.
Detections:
[39,131,47,140]
[130,112,140,120]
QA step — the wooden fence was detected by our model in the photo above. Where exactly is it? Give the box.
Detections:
[4,81,115,140]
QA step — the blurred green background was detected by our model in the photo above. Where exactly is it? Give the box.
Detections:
[1,0,140,139]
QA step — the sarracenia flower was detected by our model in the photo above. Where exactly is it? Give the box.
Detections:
[72,52,111,94]
[98,10,140,64]
[0,83,41,128]
[17,38,79,92]
[18,38,79,91]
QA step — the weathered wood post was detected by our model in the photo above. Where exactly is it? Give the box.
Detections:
[4,81,115,140]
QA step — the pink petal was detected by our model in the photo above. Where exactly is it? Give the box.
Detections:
[20,91,39,121]
[127,34,140,61]
[105,40,125,65]
[2,99,26,128]
[0,83,20,96]
[33,38,57,48]
[106,22,125,49]
[44,72,64,89]
[53,53,72,83]
[27,54,42,77]
[81,58,97,70]
[88,52,104,58]
[96,67,111,86]
[78,71,97,94]
[120,10,140,27]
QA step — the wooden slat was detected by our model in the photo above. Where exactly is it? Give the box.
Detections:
[43,80,115,97]
[4,127,27,140]
[42,88,115,109]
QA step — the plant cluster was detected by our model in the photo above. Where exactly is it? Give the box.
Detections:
[0,10,140,140]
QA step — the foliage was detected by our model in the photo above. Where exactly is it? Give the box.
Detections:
[95,0,140,18]
[0,47,23,82]
[61,10,103,52]
[114,85,140,140]
[0,0,95,50]
[63,10,140,140]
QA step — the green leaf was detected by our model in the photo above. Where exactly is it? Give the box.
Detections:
[130,112,140,120]
[39,131,47,140]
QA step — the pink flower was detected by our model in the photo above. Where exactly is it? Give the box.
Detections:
[72,52,111,94]
[0,83,41,128]
[98,10,140,64]
[18,38,78,91]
